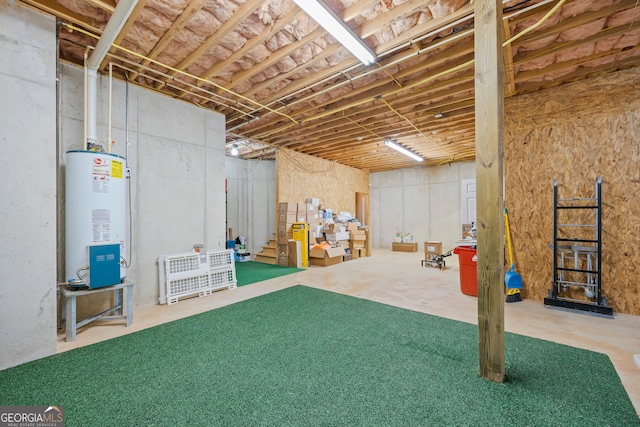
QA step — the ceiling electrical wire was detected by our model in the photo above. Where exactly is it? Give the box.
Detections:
[380,98,455,161]
[253,0,568,140]
[229,0,561,132]
[276,147,337,174]
[58,0,569,158]
[502,0,566,47]
[377,63,403,89]
[60,22,299,125]
[112,59,257,118]
[341,110,383,139]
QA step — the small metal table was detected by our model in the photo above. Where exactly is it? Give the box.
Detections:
[61,282,134,342]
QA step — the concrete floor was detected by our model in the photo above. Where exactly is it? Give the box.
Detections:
[57,249,640,416]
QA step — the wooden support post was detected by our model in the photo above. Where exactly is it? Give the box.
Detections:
[474,0,505,383]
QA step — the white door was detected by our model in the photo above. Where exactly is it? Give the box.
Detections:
[461,179,476,224]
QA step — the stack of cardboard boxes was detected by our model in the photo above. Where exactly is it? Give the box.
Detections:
[313,221,368,265]
[347,222,367,259]
[277,201,322,266]
[275,200,369,267]
[276,202,297,266]
[424,241,443,259]
[309,244,345,266]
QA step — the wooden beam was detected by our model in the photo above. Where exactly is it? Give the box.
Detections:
[512,20,640,66]
[19,0,102,34]
[126,0,206,80]
[502,20,516,97]
[228,26,325,89]
[474,0,505,383]
[155,0,261,89]
[342,0,380,22]
[359,0,437,39]
[240,43,343,99]
[512,0,638,47]
[86,0,115,13]
[230,36,476,134]
[374,2,474,54]
[200,8,304,83]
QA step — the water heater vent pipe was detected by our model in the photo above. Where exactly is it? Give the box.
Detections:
[84,0,138,150]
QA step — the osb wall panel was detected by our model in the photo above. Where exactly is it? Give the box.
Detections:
[276,148,369,215]
[504,68,640,315]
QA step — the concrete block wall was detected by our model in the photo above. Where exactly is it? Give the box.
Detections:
[224,159,475,257]
[59,63,227,308]
[225,157,276,255]
[370,161,476,252]
[0,1,57,370]
[0,0,475,370]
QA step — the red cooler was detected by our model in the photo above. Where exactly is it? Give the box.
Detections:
[453,246,477,296]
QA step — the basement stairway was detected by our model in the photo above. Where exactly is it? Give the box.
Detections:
[255,239,277,265]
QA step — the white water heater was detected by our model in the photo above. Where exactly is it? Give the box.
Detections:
[65,150,127,285]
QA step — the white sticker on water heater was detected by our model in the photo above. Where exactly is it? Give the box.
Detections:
[92,157,111,193]
[92,208,111,242]
[92,175,110,193]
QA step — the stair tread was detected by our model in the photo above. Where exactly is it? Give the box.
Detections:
[255,252,276,258]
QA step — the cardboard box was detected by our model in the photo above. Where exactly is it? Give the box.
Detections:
[351,229,366,235]
[343,253,353,262]
[276,229,293,245]
[297,203,306,215]
[277,244,289,266]
[392,242,418,252]
[327,223,346,233]
[425,241,442,255]
[349,234,366,241]
[462,223,473,238]
[287,240,301,268]
[278,211,298,224]
[401,233,414,243]
[309,246,345,267]
[346,222,358,232]
[352,248,360,259]
[306,203,317,213]
[279,202,297,213]
[350,241,365,249]
[325,231,350,241]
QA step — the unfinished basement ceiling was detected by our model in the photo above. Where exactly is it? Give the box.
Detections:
[21,0,640,171]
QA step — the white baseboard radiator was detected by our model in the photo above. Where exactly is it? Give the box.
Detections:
[158,249,237,305]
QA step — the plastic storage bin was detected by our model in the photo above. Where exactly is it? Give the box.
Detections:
[453,246,477,297]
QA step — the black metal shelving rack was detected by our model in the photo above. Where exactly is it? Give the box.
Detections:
[544,176,612,316]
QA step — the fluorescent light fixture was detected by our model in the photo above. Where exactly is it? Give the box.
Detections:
[384,139,423,162]
[293,0,375,66]
[230,144,239,156]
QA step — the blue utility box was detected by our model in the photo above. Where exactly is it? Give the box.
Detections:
[88,243,121,288]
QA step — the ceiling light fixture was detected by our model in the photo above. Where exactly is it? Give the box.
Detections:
[230,144,239,156]
[434,112,444,119]
[384,139,423,162]
[292,0,376,66]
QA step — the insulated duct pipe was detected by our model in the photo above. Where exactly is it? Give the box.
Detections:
[85,0,138,149]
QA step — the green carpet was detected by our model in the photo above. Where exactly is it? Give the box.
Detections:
[1,286,638,426]
[235,260,303,286]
